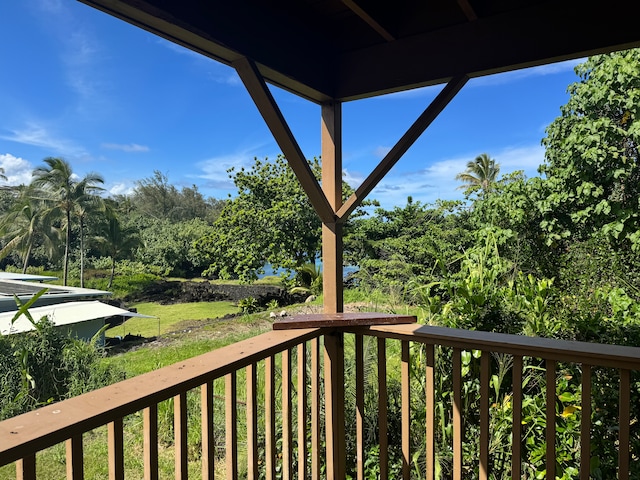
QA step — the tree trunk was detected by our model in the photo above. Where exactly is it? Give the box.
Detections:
[63,210,71,286]
[79,217,85,288]
[108,257,115,289]
[22,242,33,274]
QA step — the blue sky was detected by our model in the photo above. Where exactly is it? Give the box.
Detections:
[1,0,583,209]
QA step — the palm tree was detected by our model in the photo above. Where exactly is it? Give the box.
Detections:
[455,153,500,195]
[93,212,142,288]
[31,157,104,285]
[74,186,105,288]
[0,185,59,273]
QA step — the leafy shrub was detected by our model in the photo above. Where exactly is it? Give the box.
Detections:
[0,315,124,421]
[238,296,260,314]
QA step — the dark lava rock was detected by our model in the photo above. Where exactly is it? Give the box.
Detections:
[127,280,306,307]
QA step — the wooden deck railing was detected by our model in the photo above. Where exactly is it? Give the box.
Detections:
[1,317,640,479]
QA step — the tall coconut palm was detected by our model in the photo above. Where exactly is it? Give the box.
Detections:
[93,212,142,288]
[0,185,60,273]
[31,157,104,285]
[455,153,500,195]
[74,185,105,287]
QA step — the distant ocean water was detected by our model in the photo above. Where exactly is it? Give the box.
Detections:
[259,263,358,279]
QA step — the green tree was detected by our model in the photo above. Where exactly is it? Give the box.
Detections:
[93,211,142,288]
[132,170,180,220]
[466,172,553,278]
[540,49,640,249]
[0,185,59,273]
[31,157,104,285]
[455,153,500,196]
[131,171,224,222]
[74,184,105,288]
[131,216,214,277]
[196,155,323,281]
[345,197,473,293]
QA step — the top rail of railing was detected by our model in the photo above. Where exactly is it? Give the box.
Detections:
[348,323,640,370]
[0,327,320,466]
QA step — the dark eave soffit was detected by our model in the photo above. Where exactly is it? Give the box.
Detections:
[79,0,640,103]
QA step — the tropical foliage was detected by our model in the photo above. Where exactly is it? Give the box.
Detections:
[455,152,500,196]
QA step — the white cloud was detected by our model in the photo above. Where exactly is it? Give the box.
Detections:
[366,144,546,208]
[156,37,241,86]
[101,143,150,153]
[373,145,391,159]
[196,143,273,190]
[108,182,135,196]
[33,0,105,103]
[470,59,582,87]
[343,169,365,189]
[1,123,86,157]
[0,153,35,186]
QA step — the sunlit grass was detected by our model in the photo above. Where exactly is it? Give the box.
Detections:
[105,301,239,338]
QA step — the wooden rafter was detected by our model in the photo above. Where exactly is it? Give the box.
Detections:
[337,75,468,221]
[232,56,335,224]
[341,0,395,42]
[457,0,478,21]
[81,0,640,103]
[337,0,640,101]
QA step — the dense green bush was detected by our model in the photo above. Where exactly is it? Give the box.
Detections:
[0,316,124,421]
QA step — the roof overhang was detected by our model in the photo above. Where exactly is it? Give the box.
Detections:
[79,0,640,102]
[0,279,111,313]
[0,300,154,336]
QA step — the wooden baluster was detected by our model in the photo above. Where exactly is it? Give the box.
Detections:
[174,392,188,480]
[226,372,238,480]
[282,349,292,480]
[401,340,410,480]
[66,434,83,480]
[265,355,276,480]
[297,342,308,480]
[619,368,631,480]
[16,454,36,480]
[356,335,365,480]
[453,348,462,480]
[201,381,215,480]
[311,337,320,480]
[246,365,258,480]
[378,337,388,480]
[108,418,124,480]
[546,360,556,480]
[480,352,490,480]
[580,364,591,480]
[512,356,523,480]
[144,405,159,480]
[426,344,435,480]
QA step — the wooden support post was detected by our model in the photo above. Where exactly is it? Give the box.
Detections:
[324,332,346,480]
[321,101,343,314]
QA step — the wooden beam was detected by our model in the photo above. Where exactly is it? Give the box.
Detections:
[321,101,344,313]
[337,75,468,221]
[324,332,346,480]
[341,0,395,42]
[336,0,640,100]
[79,0,336,103]
[233,56,335,224]
[456,0,478,22]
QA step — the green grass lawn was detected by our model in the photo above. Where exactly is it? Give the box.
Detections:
[106,301,240,338]
[103,316,272,377]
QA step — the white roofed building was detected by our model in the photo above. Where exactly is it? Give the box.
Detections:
[0,300,154,345]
